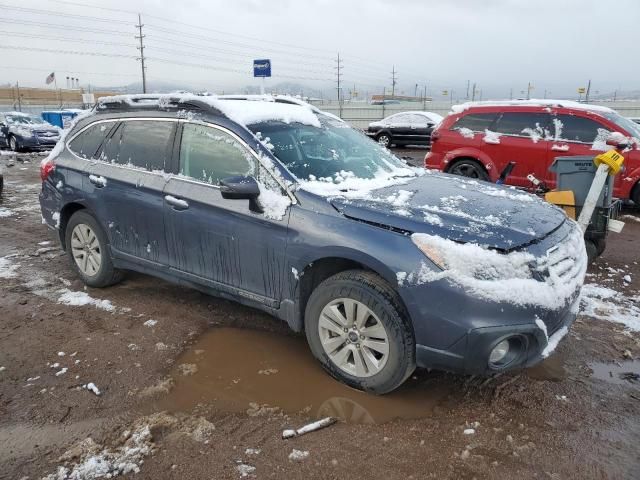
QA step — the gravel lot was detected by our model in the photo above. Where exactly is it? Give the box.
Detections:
[1,151,639,480]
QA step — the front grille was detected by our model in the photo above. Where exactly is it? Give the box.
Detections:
[546,244,583,283]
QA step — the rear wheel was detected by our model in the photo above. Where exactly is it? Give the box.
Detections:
[632,182,640,206]
[376,133,392,148]
[65,210,124,288]
[448,159,489,181]
[304,270,415,394]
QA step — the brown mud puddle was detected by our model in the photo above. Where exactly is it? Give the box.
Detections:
[589,360,640,386]
[155,327,458,424]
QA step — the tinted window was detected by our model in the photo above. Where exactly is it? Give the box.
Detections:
[452,113,497,132]
[68,122,113,159]
[389,114,412,125]
[408,114,430,126]
[555,114,605,143]
[179,124,255,185]
[495,112,550,136]
[100,120,174,171]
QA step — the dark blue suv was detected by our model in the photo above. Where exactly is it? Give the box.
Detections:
[39,94,587,393]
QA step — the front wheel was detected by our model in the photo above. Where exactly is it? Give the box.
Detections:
[65,210,124,288]
[376,133,392,148]
[304,270,415,394]
[8,136,19,152]
[448,159,489,181]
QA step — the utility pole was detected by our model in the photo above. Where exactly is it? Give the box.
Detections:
[334,52,343,117]
[390,65,397,97]
[16,81,21,111]
[585,79,592,103]
[466,80,470,100]
[509,88,513,100]
[526,82,532,100]
[135,13,147,94]
[471,82,477,101]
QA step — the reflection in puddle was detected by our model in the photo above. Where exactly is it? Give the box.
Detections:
[527,353,568,382]
[589,360,640,386]
[156,328,456,424]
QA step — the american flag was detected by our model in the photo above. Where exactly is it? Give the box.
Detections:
[45,72,55,85]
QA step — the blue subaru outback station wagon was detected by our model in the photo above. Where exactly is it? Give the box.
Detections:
[39,94,587,393]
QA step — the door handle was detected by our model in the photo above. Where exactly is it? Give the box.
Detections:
[88,174,107,188]
[164,195,189,210]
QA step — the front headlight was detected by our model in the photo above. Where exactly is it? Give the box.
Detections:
[411,235,447,270]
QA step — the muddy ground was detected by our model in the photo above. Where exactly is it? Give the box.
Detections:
[1,151,639,480]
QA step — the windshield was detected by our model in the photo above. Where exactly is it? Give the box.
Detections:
[247,115,414,183]
[6,114,42,125]
[602,111,640,140]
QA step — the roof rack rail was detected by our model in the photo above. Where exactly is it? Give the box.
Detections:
[95,94,224,117]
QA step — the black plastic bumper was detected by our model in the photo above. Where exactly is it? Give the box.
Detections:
[415,306,577,375]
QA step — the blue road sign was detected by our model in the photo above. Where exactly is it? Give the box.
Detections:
[253,59,271,78]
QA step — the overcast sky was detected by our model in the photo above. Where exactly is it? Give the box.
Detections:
[3,0,639,99]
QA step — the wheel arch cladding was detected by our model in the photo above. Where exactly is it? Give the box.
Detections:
[58,202,88,249]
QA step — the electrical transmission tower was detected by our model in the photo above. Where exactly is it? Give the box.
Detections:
[135,13,147,94]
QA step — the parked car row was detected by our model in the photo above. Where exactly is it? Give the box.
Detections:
[39,94,585,394]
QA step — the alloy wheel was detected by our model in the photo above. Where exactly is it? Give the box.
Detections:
[377,135,390,147]
[318,298,390,378]
[451,162,483,178]
[71,223,102,276]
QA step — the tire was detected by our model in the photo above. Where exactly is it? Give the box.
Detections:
[448,159,490,181]
[594,238,606,257]
[304,270,415,394]
[376,133,392,148]
[632,182,640,207]
[8,136,19,152]
[585,240,598,264]
[64,210,124,288]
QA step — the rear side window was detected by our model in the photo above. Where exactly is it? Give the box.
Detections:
[68,122,113,159]
[494,112,550,136]
[452,113,497,132]
[100,120,174,171]
[555,114,605,143]
[179,123,255,185]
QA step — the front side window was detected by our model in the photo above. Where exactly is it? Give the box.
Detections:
[555,114,605,143]
[100,120,174,171]
[452,113,497,132]
[179,123,255,185]
[494,112,551,136]
[68,122,114,159]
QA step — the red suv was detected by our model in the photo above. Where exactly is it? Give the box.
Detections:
[425,101,640,204]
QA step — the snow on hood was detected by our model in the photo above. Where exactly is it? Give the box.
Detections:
[329,173,566,250]
[407,222,587,310]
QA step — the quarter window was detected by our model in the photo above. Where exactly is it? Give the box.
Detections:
[179,123,255,185]
[494,112,550,136]
[555,114,605,143]
[68,122,114,159]
[452,113,497,132]
[100,120,174,171]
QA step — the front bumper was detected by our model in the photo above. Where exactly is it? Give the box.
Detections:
[17,135,59,150]
[415,299,577,375]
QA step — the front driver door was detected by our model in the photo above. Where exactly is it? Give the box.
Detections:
[163,122,290,305]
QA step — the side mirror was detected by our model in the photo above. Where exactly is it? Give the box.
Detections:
[219,175,263,212]
[606,134,632,150]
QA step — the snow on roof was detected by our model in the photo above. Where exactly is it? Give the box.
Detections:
[451,99,615,115]
[97,93,324,128]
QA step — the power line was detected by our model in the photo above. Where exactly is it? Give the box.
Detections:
[0,44,138,59]
[2,64,140,78]
[0,17,133,36]
[135,14,147,94]
[0,30,137,48]
[0,3,132,24]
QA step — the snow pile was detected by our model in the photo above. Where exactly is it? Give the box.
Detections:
[579,284,640,332]
[483,130,501,144]
[407,224,587,309]
[0,256,19,278]
[57,289,115,312]
[456,127,475,139]
[42,424,153,480]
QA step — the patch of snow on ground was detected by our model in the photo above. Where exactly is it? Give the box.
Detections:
[0,206,14,217]
[143,319,157,327]
[579,283,640,332]
[57,289,115,312]
[42,423,152,480]
[288,449,309,461]
[0,256,19,278]
[236,464,256,477]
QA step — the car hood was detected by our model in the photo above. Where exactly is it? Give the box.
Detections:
[330,173,567,251]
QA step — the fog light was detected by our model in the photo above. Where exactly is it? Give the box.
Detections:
[489,340,510,365]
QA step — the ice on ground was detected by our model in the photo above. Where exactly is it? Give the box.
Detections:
[288,449,309,461]
[236,464,256,477]
[463,428,475,435]
[143,319,158,327]
[84,382,101,396]
[579,283,640,332]
[623,275,631,284]
[55,367,68,376]
[245,448,261,455]
[0,256,19,278]
[57,289,115,312]
[0,207,14,217]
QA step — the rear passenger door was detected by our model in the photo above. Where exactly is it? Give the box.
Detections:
[163,122,290,305]
[87,119,176,266]
[492,112,551,187]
